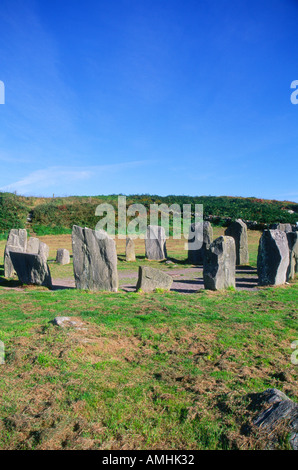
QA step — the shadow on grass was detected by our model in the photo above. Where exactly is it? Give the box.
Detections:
[236,266,257,274]
[173,278,204,286]
[118,254,147,262]
[0,277,23,288]
[0,264,23,288]
[236,277,258,284]
[164,257,191,266]
[121,286,136,292]
[51,284,75,291]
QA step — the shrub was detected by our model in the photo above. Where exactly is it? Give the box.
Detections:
[0,192,28,232]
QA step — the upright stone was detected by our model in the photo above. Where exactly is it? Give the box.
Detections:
[38,241,50,261]
[257,230,289,286]
[4,229,27,278]
[72,225,118,292]
[270,223,292,233]
[188,221,213,265]
[136,266,173,292]
[56,248,70,265]
[125,237,136,262]
[27,237,49,261]
[286,232,298,281]
[10,252,52,288]
[225,219,249,265]
[203,236,236,290]
[145,225,167,260]
[27,237,40,254]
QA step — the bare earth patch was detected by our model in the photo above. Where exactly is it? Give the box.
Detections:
[51,266,258,293]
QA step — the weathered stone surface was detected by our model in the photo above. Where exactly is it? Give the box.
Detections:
[51,316,85,329]
[38,241,50,261]
[188,221,213,265]
[253,388,298,450]
[286,232,298,280]
[56,248,70,265]
[125,237,136,262]
[136,266,173,292]
[72,225,118,292]
[4,246,22,278]
[26,237,49,261]
[145,225,167,260]
[203,236,236,290]
[4,229,27,278]
[225,219,249,265]
[10,252,52,288]
[257,230,289,286]
[27,237,40,254]
[270,223,292,233]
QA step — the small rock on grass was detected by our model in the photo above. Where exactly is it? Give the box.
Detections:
[252,388,298,450]
[51,316,85,329]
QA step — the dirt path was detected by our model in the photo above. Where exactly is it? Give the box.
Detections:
[52,266,259,293]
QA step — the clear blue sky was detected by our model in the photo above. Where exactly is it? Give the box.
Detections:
[0,0,298,201]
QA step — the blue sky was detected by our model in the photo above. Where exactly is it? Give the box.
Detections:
[0,0,298,200]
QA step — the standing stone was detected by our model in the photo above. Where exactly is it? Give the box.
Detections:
[270,223,292,233]
[136,266,173,292]
[225,219,249,265]
[56,248,70,265]
[4,229,27,278]
[10,252,52,288]
[38,241,50,261]
[286,232,298,281]
[188,221,213,265]
[27,237,49,261]
[145,225,167,260]
[257,230,289,286]
[125,237,136,262]
[72,225,118,292]
[203,236,236,290]
[27,237,40,254]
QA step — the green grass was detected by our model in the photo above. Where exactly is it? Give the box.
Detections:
[32,225,72,236]
[0,230,295,449]
[0,283,297,450]
[1,191,297,238]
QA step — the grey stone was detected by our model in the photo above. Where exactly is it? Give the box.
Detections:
[253,388,298,450]
[257,230,289,286]
[188,221,213,265]
[38,241,50,261]
[203,236,236,290]
[4,246,22,278]
[4,229,27,278]
[136,266,173,292]
[286,232,298,280]
[10,252,52,288]
[72,225,118,292]
[52,316,85,329]
[125,237,136,262]
[225,219,249,265]
[270,223,292,233]
[145,225,167,260]
[27,237,40,254]
[56,248,70,265]
[27,237,49,261]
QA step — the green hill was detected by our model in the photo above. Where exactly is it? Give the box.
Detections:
[0,192,297,237]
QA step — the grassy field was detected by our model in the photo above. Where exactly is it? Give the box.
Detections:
[0,229,297,450]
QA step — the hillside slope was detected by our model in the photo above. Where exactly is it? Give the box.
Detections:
[0,192,297,236]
